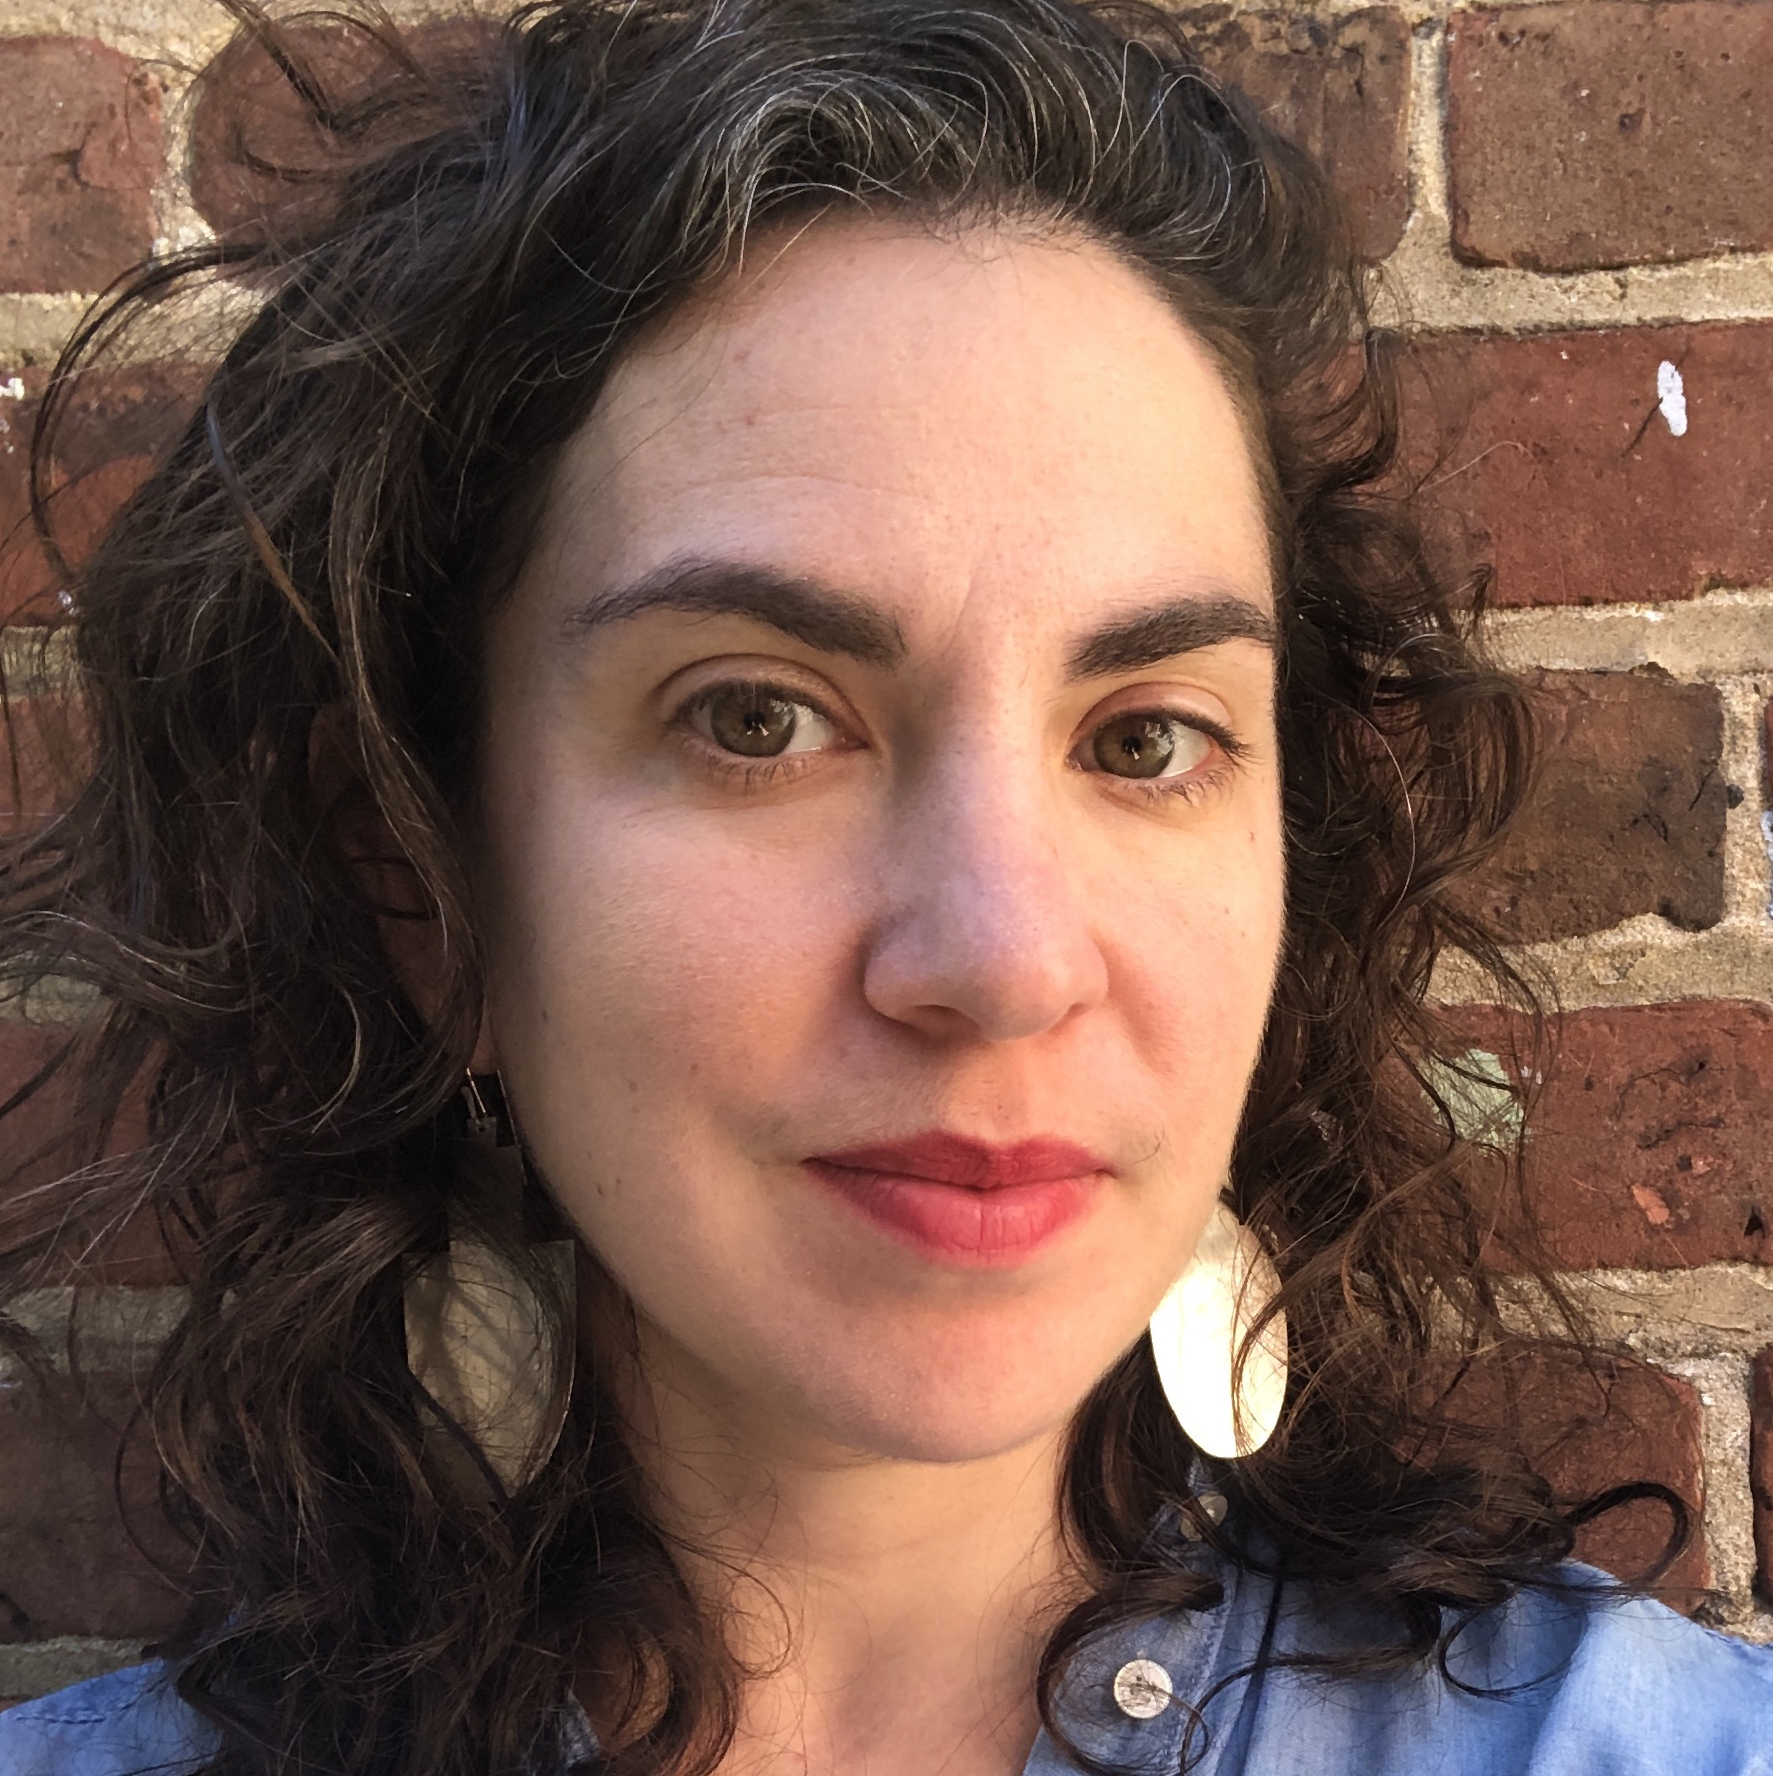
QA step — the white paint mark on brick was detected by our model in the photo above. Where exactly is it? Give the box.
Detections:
[1657,360,1689,436]
[1422,1048,1524,1146]
[0,375,24,400]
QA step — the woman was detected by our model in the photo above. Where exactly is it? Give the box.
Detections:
[1,0,1768,1771]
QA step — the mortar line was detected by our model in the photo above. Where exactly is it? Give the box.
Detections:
[1405,12,1451,235]
[1481,588,1773,681]
[1719,680,1773,927]
[1663,1352,1760,1622]
[149,63,208,264]
[0,1638,153,1700]
[1168,0,1773,23]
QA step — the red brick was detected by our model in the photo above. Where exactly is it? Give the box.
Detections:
[1446,4,1773,272]
[189,18,494,242]
[0,1376,189,1640]
[0,1022,171,1287]
[189,22,377,241]
[1448,1001,1773,1272]
[1433,1347,1708,1604]
[1451,671,1726,942]
[0,692,87,836]
[1404,325,1773,607]
[0,365,203,621]
[0,39,163,295]
[0,1021,92,1152]
[1183,6,1411,260]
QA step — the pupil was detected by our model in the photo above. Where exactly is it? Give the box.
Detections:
[710,687,796,757]
[1095,716,1176,780]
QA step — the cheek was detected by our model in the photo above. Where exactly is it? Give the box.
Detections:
[480,778,864,1162]
[1101,799,1286,1092]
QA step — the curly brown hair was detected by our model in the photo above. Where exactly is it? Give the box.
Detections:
[0,0,1679,1771]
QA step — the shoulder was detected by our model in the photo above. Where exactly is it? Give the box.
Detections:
[1267,1566,1773,1776]
[0,1661,217,1776]
[1480,1577,1773,1765]
[1447,1568,1773,1693]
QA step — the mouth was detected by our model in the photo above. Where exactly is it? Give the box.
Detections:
[803,1132,1110,1268]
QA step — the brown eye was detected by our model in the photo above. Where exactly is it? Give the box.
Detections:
[692,683,841,758]
[1091,713,1210,780]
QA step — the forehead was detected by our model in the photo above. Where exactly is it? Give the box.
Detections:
[535,218,1274,628]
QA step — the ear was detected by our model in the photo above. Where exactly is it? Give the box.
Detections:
[308,703,498,1072]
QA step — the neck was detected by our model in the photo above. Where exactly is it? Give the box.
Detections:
[605,1324,1081,1776]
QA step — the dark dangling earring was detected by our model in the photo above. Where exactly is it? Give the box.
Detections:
[402,1072,577,1495]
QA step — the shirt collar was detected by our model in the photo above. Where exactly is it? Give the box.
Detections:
[558,1695,598,1768]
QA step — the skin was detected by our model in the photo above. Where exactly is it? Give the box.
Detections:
[467,218,1286,1776]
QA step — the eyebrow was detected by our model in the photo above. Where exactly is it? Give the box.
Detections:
[565,561,907,667]
[1066,595,1277,678]
[567,559,1274,677]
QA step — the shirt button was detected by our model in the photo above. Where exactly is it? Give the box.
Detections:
[1112,1657,1173,1720]
[1178,1489,1227,1541]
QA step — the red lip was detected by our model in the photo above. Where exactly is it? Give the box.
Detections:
[805,1133,1109,1267]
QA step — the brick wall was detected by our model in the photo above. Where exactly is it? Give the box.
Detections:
[1,0,1771,1704]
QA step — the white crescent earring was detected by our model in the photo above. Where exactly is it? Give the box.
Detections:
[1148,1199,1287,1460]
[403,1076,577,1496]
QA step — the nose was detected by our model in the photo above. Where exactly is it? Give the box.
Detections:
[860,768,1109,1043]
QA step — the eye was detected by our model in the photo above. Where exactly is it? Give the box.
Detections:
[1086,712,1214,780]
[688,682,842,758]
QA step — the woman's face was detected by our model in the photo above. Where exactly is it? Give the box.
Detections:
[476,220,1285,1465]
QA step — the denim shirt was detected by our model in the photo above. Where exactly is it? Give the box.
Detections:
[5,1545,1772,1774]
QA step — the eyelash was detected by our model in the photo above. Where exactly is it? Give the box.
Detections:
[670,681,1248,802]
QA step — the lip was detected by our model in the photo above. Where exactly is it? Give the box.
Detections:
[804,1132,1110,1267]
